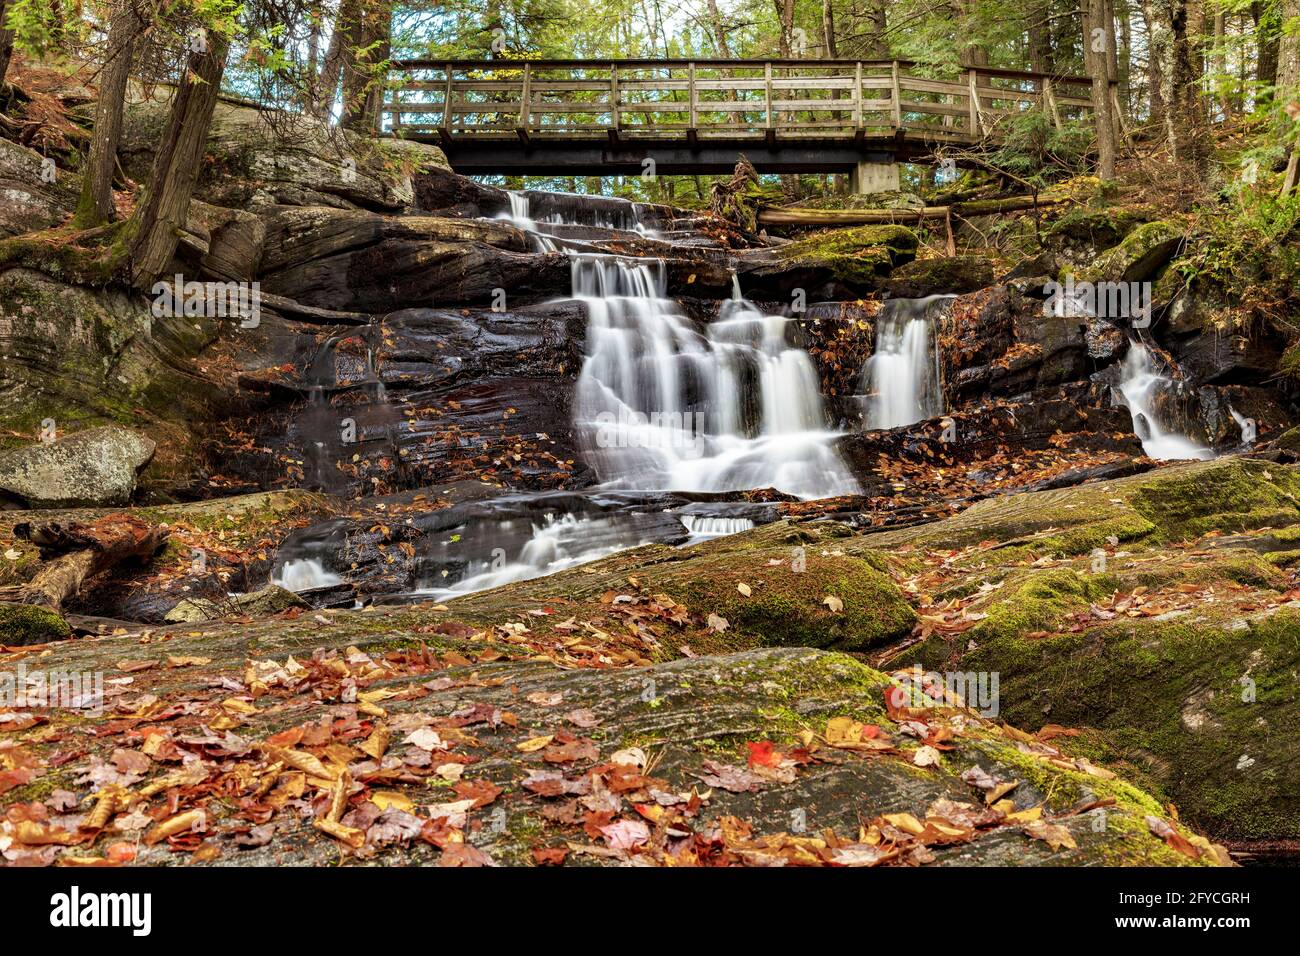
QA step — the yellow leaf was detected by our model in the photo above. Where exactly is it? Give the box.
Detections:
[370,790,415,812]
[517,735,554,752]
[1003,806,1043,824]
[737,582,752,597]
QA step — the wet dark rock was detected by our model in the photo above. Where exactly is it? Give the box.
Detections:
[942,284,1091,405]
[259,206,570,311]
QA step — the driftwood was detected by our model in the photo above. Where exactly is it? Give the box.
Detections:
[1,514,168,611]
[755,194,1065,227]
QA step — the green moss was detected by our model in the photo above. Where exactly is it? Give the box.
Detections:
[775,224,919,284]
[0,603,72,644]
[1127,459,1300,540]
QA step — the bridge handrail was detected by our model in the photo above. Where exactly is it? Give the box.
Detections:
[383,58,1096,146]
[387,58,1093,88]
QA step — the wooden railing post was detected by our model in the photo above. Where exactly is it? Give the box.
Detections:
[441,63,453,136]
[688,61,697,131]
[517,62,532,136]
[764,62,773,129]
[854,61,864,128]
[610,63,620,134]
[890,61,902,130]
[1043,76,1061,128]
[967,68,982,135]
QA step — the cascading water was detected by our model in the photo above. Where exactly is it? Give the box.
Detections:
[416,511,664,601]
[572,255,859,500]
[860,295,952,430]
[1117,341,1214,461]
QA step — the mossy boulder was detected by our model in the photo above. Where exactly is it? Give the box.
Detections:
[875,458,1300,842]
[654,546,917,651]
[1276,425,1300,454]
[774,225,919,285]
[1074,220,1185,285]
[1045,204,1153,251]
[882,255,994,297]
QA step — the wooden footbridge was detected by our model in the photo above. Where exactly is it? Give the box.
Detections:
[383,59,1094,187]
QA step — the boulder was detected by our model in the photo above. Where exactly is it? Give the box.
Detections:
[0,138,78,237]
[257,206,570,311]
[866,457,1300,842]
[0,426,155,507]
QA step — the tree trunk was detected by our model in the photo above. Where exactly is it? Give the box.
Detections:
[822,0,837,57]
[0,0,15,89]
[1254,2,1280,88]
[75,0,142,226]
[125,33,230,289]
[774,0,796,56]
[1278,0,1300,96]
[1086,0,1119,178]
[1027,0,1053,74]
[340,0,391,132]
[319,0,361,120]
[755,194,1066,226]
[1141,0,1167,127]
[705,0,734,56]
[1153,0,1210,172]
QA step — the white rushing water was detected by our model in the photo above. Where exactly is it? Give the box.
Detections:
[416,512,661,600]
[274,558,343,591]
[1117,341,1214,461]
[861,296,952,430]
[572,255,859,500]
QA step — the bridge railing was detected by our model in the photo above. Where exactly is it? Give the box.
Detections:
[383,59,1093,143]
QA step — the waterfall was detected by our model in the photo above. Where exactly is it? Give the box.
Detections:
[861,296,951,430]
[572,255,859,500]
[1117,341,1214,461]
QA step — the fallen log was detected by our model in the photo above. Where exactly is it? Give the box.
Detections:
[0,514,167,644]
[755,194,1066,227]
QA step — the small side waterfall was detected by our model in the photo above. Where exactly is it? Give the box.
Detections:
[860,295,952,430]
[573,255,858,500]
[1117,341,1214,461]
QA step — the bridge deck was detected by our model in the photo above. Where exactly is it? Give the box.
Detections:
[385,59,1094,176]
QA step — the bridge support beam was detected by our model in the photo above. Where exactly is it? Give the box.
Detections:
[849,161,900,194]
